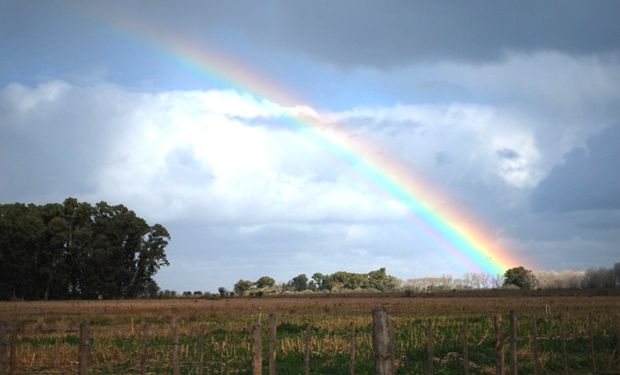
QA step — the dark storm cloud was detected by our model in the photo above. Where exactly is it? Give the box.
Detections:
[5,1,618,78]
[87,0,620,67]
[271,1,620,66]
[0,82,136,202]
[531,124,620,212]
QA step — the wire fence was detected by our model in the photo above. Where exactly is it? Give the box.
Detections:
[1,307,619,374]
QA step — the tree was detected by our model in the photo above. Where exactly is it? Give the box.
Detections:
[312,272,327,290]
[503,266,539,290]
[0,203,45,299]
[218,287,228,298]
[582,267,615,288]
[290,274,308,291]
[234,279,254,295]
[255,276,275,289]
[307,280,317,291]
[368,267,399,291]
[139,280,160,298]
[534,270,585,289]
[0,198,170,300]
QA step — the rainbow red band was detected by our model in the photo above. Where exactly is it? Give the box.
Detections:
[99,15,524,275]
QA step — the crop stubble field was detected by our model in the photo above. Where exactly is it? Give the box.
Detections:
[1,293,620,374]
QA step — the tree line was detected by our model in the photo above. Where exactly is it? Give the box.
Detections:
[227,264,620,298]
[581,263,620,288]
[0,198,170,300]
[402,263,620,292]
[232,268,400,296]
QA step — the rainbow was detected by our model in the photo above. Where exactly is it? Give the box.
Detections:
[97,15,524,275]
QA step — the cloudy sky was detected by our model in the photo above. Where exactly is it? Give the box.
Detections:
[2,1,619,291]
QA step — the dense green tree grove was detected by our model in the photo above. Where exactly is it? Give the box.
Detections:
[503,266,539,290]
[0,198,170,300]
[311,268,399,291]
[289,273,308,291]
[231,268,399,296]
[255,276,276,289]
[233,279,254,295]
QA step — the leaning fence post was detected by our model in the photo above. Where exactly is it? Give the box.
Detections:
[509,311,517,375]
[171,318,180,375]
[560,313,568,375]
[303,324,311,375]
[0,323,7,375]
[197,325,205,375]
[462,317,470,375]
[78,321,90,375]
[427,318,434,375]
[372,305,394,375]
[350,323,356,375]
[268,314,276,375]
[588,313,596,374]
[495,314,504,375]
[139,322,149,375]
[252,323,263,375]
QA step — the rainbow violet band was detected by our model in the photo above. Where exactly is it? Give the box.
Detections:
[103,16,523,276]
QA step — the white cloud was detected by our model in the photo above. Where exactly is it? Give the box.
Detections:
[42,84,405,223]
[0,81,71,115]
[341,51,620,176]
[161,89,284,119]
[331,103,543,188]
[3,74,620,291]
[0,80,563,226]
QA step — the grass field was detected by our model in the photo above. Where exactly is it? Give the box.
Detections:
[1,292,619,374]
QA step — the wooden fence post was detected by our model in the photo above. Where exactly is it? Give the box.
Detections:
[268,314,276,375]
[616,315,620,371]
[588,313,596,375]
[350,324,356,375]
[171,318,180,375]
[462,317,470,375]
[78,321,90,375]
[0,323,7,375]
[8,326,16,375]
[197,325,205,375]
[560,313,568,375]
[252,323,262,375]
[139,322,149,375]
[509,311,517,375]
[531,317,540,375]
[495,314,504,375]
[372,305,394,375]
[427,318,434,375]
[303,325,311,375]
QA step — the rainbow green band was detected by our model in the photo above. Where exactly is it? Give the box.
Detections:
[98,15,522,275]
